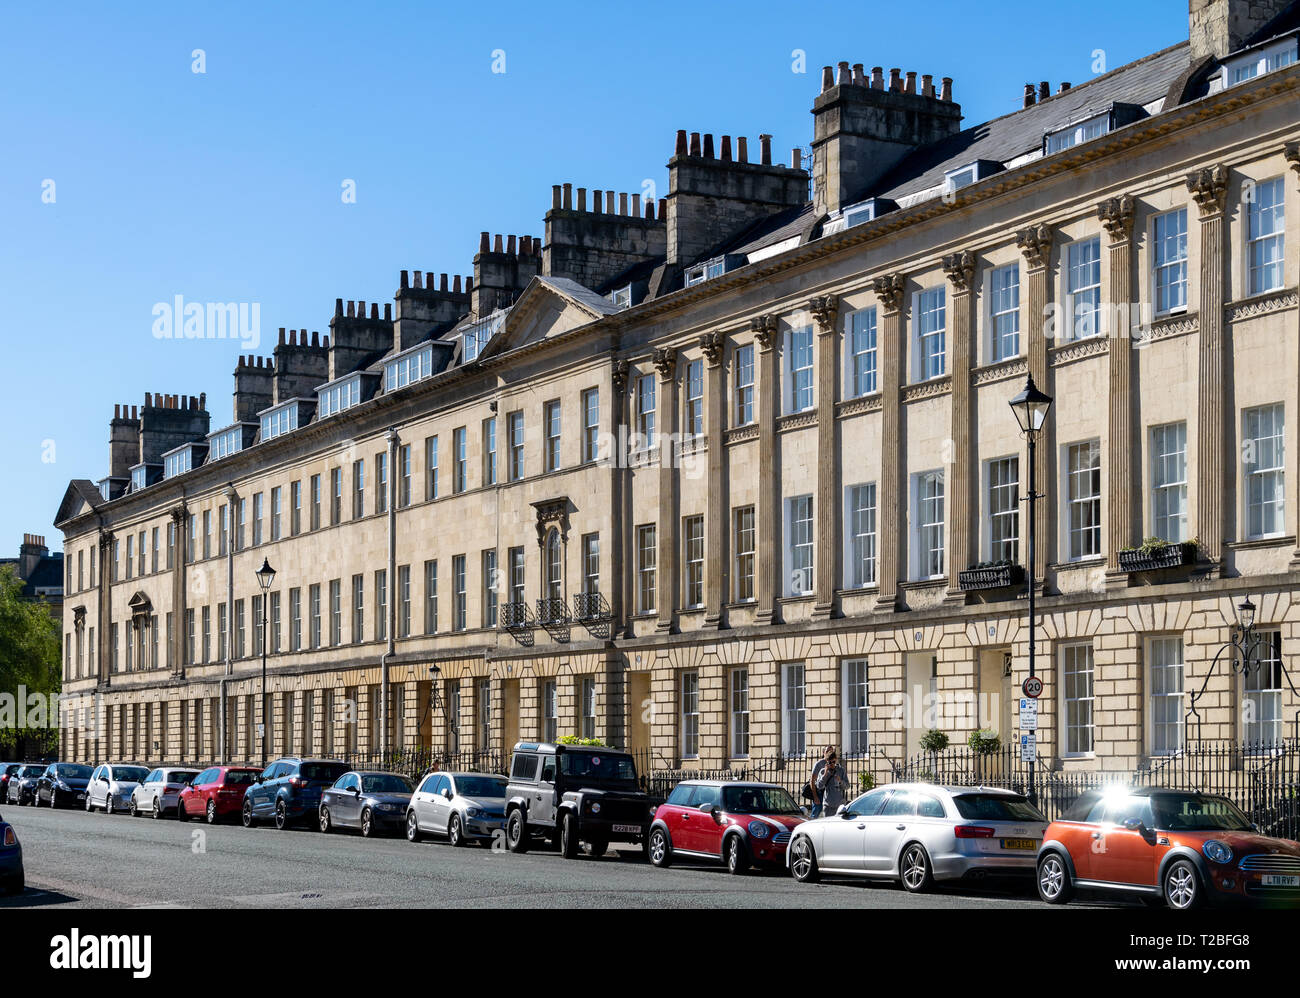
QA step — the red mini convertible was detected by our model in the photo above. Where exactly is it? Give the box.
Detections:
[649,780,806,874]
[177,766,263,824]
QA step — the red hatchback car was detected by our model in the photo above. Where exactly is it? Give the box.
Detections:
[649,780,806,874]
[177,766,262,824]
[1037,786,1300,909]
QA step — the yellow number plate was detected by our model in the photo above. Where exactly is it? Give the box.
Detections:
[1000,838,1038,851]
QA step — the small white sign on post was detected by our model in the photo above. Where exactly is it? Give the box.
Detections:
[1019,732,1036,763]
[1019,697,1039,731]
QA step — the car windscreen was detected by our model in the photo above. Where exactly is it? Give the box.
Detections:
[1152,793,1254,831]
[112,766,150,782]
[222,771,259,786]
[953,794,1046,822]
[721,786,802,815]
[56,764,92,779]
[360,774,412,794]
[559,752,637,782]
[301,763,350,782]
[456,777,507,798]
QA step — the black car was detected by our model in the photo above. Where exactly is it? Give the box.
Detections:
[36,763,93,808]
[319,771,413,837]
[4,765,47,806]
[504,742,660,859]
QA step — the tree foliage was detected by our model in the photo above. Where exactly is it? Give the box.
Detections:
[0,564,60,698]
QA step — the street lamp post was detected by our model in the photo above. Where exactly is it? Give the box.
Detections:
[1010,375,1053,808]
[256,557,276,767]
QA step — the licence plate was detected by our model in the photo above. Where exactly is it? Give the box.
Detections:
[1000,838,1037,851]
[1262,874,1300,887]
[611,823,641,834]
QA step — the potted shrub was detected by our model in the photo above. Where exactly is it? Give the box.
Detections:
[919,729,949,753]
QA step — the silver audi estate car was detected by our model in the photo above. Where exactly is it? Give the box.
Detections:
[407,771,508,846]
[786,783,1048,892]
[129,767,200,818]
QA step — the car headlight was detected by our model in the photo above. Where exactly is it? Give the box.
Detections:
[466,806,481,818]
[56,781,70,791]
[590,802,601,814]
[1203,840,1233,865]
[747,821,770,839]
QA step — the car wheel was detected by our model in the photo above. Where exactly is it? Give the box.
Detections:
[177,799,189,822]
[588,839,608,859]
[129,797,139,818]
[275,801,289,830]
[648,827,672,868]
[241,800,255,828]
[152,799,162,820]
[449,813,465,847]
[559,812,580,859]
[506,809,529,853]
[320,806,333,834]
[206,800,218,825]
[900,843,934,893]
[1164,859,1203,910]
[406,810,421,842]
[1037,852,1074,904]
[85,793,93,812]
[789,835,820,883]
[725,834,751,875]
[360,808,374,838]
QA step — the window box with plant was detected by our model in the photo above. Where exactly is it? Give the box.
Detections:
[957,560,1025,591]
[1117,537,1197,573]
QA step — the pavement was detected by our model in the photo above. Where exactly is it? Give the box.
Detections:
[0,802,1109,909]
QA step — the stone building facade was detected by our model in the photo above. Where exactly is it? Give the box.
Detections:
[55,0,1300,780]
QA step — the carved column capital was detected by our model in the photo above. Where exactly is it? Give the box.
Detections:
[1016,223,1055,270]
[611,358,630,397]
[652,347,677,382]
[941,251,975,294]
[700,331,724,366]
[1286,142,1300,179]
[1186,164,1229,217]
[750,314,778,350]
[871,273,906,313]
[1097,194,1136,243]
[808,294,840,333]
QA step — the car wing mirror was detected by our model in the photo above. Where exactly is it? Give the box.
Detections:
[442,789,453,799]
[698,803,714,814]
[1122,817,1142,832]
[836,804,849,816]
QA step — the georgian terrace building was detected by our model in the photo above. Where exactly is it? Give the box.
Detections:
[56,0,1300,778]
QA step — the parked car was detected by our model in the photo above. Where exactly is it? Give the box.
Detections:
[242,758,351,830]
[3,765,44,806]
[504,741,660,858]
[177,766,262,824]
[1037,786,1300,909]
[786,783,1048,891]
[649,780,807,874]
[35,763,93,808]
[86,763,152,814]
[319,771,413,837]
[130,767,201,818]
[0,814,22,896]
[406,771,507,846]
[0,764,20,802]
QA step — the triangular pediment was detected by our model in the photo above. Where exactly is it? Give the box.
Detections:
[54,480,104,529]
[477,276,618,361]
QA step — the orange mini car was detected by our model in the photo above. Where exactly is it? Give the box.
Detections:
[1036,786,1300,909]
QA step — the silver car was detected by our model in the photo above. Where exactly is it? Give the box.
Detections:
[406,771,508,846]
[786,783,1048,892]
[129,767,200,818]
[86,763,152,814]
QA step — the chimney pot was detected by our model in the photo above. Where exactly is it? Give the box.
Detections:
[400,269,409,289]
[479,231,490,252]
[853,64,866,86]
[493,234,504,253]
[791,148,802,170]
[440,273,449,291]
[737,136,748,163]
[888,68,902,92]
[720,135,732,161]
[1060,81,1070,92]
[1024,83,1036,107]
[871,66,884,89]
[821,66,834,92]
[619,192,628,215]
[657,197,666,220]
[562,182,573,209]
[837,61,851,86]
[675,129,688,155]
[905,70,917,94]
[1039,81,1049,100]
[551,184,561,210]
[940,77,953,101]
[759,134,772,165]
[506,234,516,256]
[577,186,587,211]
[689,132,701,156]
[703,133,715,158]
[921,73,933,97]
[413,270,423,289]
[453,275,462,293]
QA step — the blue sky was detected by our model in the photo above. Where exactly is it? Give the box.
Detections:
[0,1,1188,552]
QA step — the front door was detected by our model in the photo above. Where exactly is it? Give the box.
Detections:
[1094,795,1159,887]
[534,755,557,827]
[680,785,722,854]
[821,788,890,870]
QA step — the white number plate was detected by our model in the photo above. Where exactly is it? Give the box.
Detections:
[1262,874,1299,887]
[611,823,641,834]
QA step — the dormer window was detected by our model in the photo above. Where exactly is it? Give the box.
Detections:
[385,345,433,390]
[842,200,877,228]
[1044,112,1111,154]
[684,257,728,288]
[610,285,633,310]
[944,164,980,192]
[1225,37,1297,85]
[129,466,150,492]
[162,443,206,480]
[318,376,361,418]
[259,401,299,442]
[208,425,245,461]
[462,311,505,363]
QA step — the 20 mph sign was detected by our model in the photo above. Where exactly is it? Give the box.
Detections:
[1021,676,1044,699]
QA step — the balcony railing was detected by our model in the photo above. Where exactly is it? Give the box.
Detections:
[573,591,613,638]
[500,601,535,646]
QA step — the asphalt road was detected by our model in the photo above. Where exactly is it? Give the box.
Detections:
[0,803,1106,909]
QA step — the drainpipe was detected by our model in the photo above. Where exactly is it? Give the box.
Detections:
[220,484,238,765]
[380,427,400,758]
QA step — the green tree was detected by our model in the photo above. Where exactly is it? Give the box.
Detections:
[0,564,61,755]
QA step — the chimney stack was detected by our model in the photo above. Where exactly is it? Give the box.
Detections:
[1189,0,1291,62]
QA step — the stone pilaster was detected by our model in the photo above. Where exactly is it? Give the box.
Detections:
[611,359,632,634]
[811,295,840,619]
[1286,145,1300,568]
[1099,195,1137,582]
[753,315,780,623]
[97,529,113,687]
[872,275,905,610]
[942,252,976,602]
[169,506,188,677]
[1187,165,1230,569]
[701,332,727,625]
[1016,224,1056,581]
[654,347,679,632]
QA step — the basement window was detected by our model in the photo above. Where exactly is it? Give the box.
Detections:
[385,345,433,389]
[684,257,727,288]
[1225,37,1298,85]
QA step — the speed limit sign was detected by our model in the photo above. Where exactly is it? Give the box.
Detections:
[1022,676,1043,699]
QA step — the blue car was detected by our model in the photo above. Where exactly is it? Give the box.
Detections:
[0,814,23,895]
[241,758,351,830]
